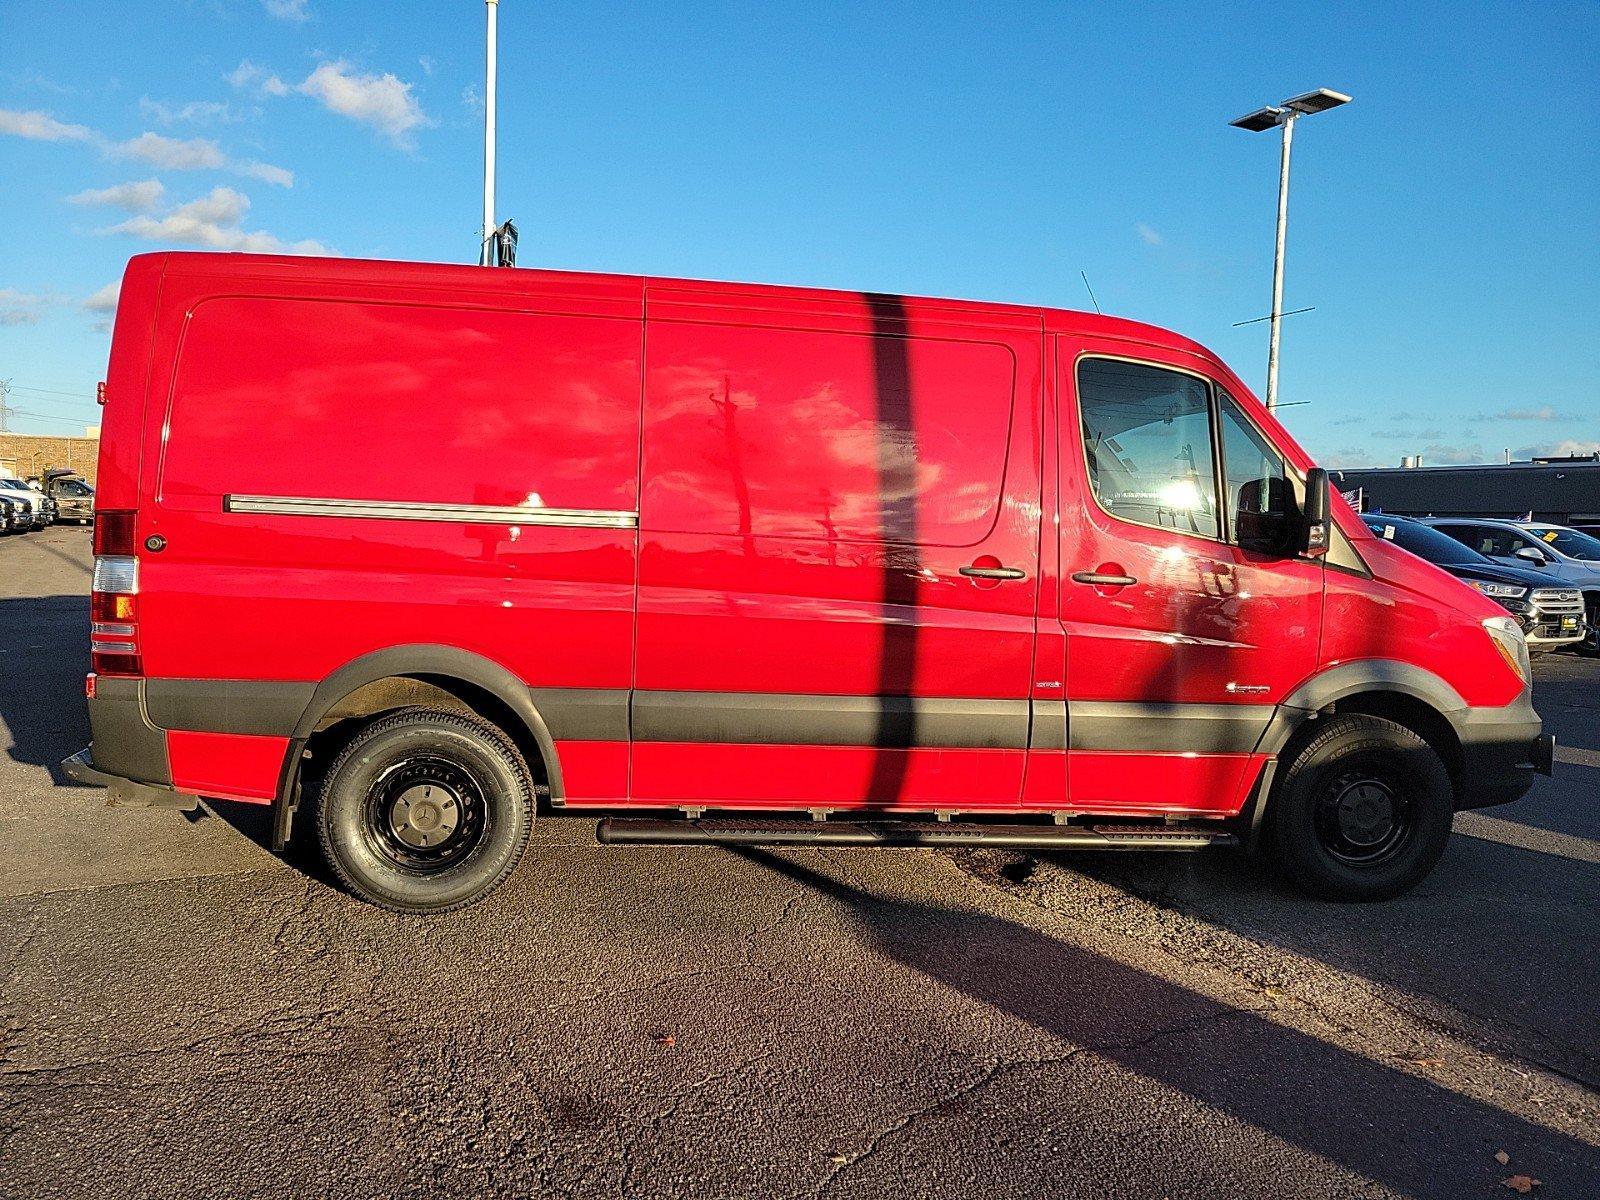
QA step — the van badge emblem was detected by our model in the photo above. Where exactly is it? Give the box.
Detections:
[1226,682,1269,695]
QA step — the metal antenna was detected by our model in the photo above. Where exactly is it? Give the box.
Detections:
[1080,272,1101,315]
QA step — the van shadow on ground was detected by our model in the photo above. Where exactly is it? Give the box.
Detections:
[1029,829,1600,1092]
[0,592,93,785]
[736,847,1600,1195]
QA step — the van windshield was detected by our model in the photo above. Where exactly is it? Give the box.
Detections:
[1526,525,1600,561]
[1364,517,1493,566]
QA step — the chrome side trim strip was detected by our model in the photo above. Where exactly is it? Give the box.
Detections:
[223,494,638,529]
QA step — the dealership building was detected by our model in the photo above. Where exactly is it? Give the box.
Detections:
[1333,455,1600,525]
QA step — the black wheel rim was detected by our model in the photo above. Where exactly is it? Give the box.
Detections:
[361,755,488,875]
[1314,767,1413,866]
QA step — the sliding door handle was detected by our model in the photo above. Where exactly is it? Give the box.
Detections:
[1071,571,1137,587]
[960,565,1026,581]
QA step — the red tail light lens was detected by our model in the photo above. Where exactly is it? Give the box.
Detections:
[94,510,137,555]
[91,510,142,676]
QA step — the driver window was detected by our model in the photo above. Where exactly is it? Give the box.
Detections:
[1077,358,1219,539]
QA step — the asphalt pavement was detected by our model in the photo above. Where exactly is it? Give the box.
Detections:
[2,525,1596,1199]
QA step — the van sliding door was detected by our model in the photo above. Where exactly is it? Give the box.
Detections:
[630,288,1044,812]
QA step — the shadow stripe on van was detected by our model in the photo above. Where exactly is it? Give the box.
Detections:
[223,494,638,528]
[141,680,1272,756]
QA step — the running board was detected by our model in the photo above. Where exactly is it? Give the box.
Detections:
[596,817,1236,851]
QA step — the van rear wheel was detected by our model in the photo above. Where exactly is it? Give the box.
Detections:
[312,707,534,914]
[1267,714,1454,901]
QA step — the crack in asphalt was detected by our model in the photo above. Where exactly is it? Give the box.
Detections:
[808,1004,1264,1198]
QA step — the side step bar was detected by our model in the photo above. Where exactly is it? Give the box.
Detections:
[596,817,1236,851]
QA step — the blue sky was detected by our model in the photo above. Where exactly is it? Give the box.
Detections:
[2,0,1596,468]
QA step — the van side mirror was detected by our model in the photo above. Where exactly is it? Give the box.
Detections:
[1236,477,1293,555]
[1301,467,1330,558]
[1513,544,1547,565]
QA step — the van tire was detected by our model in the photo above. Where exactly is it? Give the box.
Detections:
[311,707,534,914]
[1267,714,1453,901]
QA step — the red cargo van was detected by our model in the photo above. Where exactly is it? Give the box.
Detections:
[65,252,1553,912]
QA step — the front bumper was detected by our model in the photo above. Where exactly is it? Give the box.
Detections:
[1449,694,1554,810]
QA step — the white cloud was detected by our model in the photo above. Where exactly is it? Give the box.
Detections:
[1136,222,1164,246]
[227,60,291,98]
[6,100,289,187]
[1515,439,1600,459]
[1321,447,1379,470]
[138,97,237,125]
[1420,443,1486,465]
[108,185,329,255]
[1491,405,1560,422]
[109,133,292,187]
[418,56,435,76]
[114,131,227,170]
[236,159,294,188]
[66,178,165,212]
[0,107,94,142]
[462,83,484,114]
[299,60,430,147]
[83,282,121,313]
[0,289,46,326]
[263,0,310,20]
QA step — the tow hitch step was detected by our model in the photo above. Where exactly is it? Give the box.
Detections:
[596,817,1236,851]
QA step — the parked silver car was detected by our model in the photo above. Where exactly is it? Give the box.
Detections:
[0,478,44,529]
[1424,517,1600,650]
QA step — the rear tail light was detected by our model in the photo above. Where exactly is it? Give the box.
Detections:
[94,510,136,556]
[91,510,141,676]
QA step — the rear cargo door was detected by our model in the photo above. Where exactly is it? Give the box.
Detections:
[138,267,643,803]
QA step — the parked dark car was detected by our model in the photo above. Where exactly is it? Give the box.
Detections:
[1362,513,1584,652]
[0,492,21,533]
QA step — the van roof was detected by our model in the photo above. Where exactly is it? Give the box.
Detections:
[144,251,1215,359]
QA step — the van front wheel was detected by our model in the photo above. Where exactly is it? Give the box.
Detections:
[1268,714,1454,901]
[312,708,534,914]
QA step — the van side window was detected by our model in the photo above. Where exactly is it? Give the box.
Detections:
[1218,391,1296,553]
[1076,359,1219,539]
[643,322,1015,546]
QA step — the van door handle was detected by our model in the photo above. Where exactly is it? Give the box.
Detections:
[960,565,1026,581]
[1071,571,1137,587]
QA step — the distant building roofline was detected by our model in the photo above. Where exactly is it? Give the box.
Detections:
[1333,457,1600,477]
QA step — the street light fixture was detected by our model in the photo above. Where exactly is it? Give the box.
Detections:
[1230,88,1351,412]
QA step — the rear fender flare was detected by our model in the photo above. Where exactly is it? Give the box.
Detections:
[272,645,564,850]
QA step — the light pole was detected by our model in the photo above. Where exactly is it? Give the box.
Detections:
[1230,88,1351,411]
[479,0,499,266]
